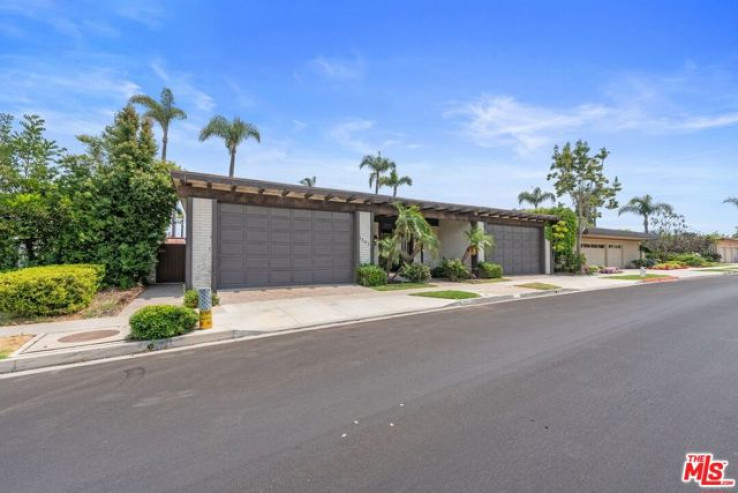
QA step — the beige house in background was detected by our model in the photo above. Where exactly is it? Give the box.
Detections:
[580,228,654,268]
[714,238,738,263]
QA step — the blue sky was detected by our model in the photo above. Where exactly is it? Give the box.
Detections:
[2,0,737,233]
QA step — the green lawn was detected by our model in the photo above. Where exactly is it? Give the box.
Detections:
[515,282,561,290]
[462,277,511,284]
[603,274,673,281]
[372,283,436,291]
[410,290,480,300]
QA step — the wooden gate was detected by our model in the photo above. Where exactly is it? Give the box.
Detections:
[156,243,185,283]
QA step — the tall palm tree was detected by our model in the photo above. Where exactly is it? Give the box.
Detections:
[300,176,316,187]
[359,152,396,194]
[380,169,413,197]
[724,197,738,208]
[129,87,186,163]
[517,187,556,209]
[199,116,261,177]
[618,194,673,234]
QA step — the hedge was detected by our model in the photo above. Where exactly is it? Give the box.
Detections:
[477,261,503,279]
[129,305,198,340]
[399,263,431,283]
[183,289,220,309]
[357,264,387,286]
[0,264,104,316]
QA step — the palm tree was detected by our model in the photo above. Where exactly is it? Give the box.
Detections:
[724,197,738,208]
[129,88,186,163]
[518,187,556,209]
[359,152,396,194]
[461,224,495,272]
[300,176,316,187]
[199,116,261,177]
[380,169,413,197]
[618,194,673,234]
[382,203,438,277]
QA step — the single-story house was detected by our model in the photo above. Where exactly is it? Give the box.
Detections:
[713,238,738,263]
[171,170,558,290]
[580,227,655,268]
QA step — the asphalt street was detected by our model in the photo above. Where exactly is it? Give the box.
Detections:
[1,276,737,492]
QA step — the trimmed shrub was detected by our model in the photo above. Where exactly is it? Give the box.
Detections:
[440,258,471,281]
[183,289,220,309]
[398,263,431,283]
[357,264,387,286]
[585,265,600,275]
[0,264,105,316]
[651,261,688,270]
[632,258,656,268]
[477,261,503,279]
[599,266,622,274]
[129,305,198,340]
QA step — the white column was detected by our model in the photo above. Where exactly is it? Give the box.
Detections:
[191,198,214,288]
[356,211,373,265]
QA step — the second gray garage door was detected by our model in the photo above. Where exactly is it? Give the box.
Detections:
[484,224,543,275]
[217,204,354,289]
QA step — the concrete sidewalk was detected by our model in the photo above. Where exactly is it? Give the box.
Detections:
[1,266,736,374]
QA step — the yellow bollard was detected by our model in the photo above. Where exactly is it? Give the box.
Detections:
[198,287,213,329]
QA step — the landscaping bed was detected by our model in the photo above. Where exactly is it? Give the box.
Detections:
[0,335,33,359]
[372,283,436,292]
[410,290,480,300]
[604,274,674,281]
[515,282,561,290]
[0,286,144,326]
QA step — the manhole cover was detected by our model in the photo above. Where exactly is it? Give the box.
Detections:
[59,329,121,344]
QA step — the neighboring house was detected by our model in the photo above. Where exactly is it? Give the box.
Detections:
[713,238,738,263]
[581,228,655,268]
[172,170,558,290]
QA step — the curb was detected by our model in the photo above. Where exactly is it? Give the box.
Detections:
[449,288,579,307]
[0,329,262,374]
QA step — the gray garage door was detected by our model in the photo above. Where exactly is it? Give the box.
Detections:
[217,204,354,289]
[484,224,542,275]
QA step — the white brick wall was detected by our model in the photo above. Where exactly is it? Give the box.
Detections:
[191,198,214,288]
[356,211,372,264]
[544,238,552,274]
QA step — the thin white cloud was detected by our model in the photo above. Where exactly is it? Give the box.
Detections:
[448,64,738,154]
[150,61,215,112]
[307,54,364,80]
[328,119,375,154]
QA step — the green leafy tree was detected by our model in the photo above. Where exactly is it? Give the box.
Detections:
[461,224,495,272]
[66,106,178,286]
[199,116,261,177]
[359,152,396,194]
[129,88,187,163]
[547,140,621,264]
[535,206,580,272]
[517,187,556,208]
[0,114,65,269]
[379,168,412,197]
[618,194,673,233]
[300,176,316,187]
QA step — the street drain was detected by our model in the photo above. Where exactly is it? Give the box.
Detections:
[58,329,121,343]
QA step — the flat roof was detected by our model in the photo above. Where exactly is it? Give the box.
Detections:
[583,227,656,240]
[171,170,559,223]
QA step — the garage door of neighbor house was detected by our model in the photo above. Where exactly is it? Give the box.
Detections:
[217,203,354,289]
[581,243,606,266]
[485,224,542,275]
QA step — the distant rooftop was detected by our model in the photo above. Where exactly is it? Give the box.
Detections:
[583,227,656,240]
